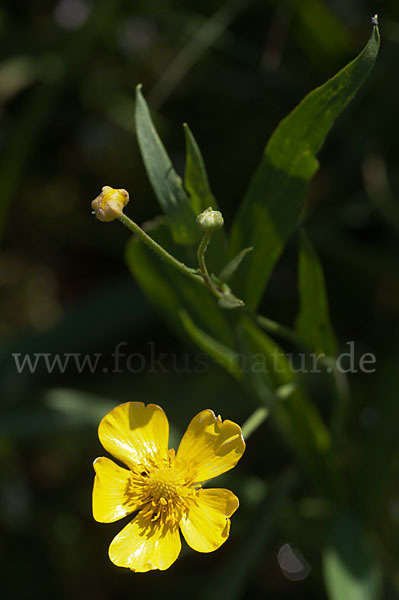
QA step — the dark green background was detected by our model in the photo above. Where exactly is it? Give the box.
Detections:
[0,1,398,598]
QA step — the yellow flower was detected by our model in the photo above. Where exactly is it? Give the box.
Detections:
[92,402,245,572]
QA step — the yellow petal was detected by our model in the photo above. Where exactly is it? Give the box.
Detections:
[92,456,142,523]
[109,510,181,572]
[180,488,239,552]
[98,402,169,469]
[176,410,245,482]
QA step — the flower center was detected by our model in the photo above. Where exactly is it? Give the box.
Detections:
[147,467,182,503]
[136,452,200,525]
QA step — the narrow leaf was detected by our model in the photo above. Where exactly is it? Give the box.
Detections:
[183,122,217,213]
[183,122,228,271]
[323,513,382,600]
[135,85,198,244]
[219,247,253,282]
[229,25,380,309]
[236,321,277,410]
[239,318,341,499]
[295,230,337,356]
[217,291,244,309]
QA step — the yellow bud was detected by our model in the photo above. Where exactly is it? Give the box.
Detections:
[91,186,130,222]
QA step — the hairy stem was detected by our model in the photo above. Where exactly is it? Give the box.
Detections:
[119,213,203,285]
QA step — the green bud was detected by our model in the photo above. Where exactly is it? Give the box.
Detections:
[196,207,224,232]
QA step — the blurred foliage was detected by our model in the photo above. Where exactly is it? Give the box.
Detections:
[0,1,398,599]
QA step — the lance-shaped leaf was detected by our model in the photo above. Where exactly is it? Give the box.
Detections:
[184,123,228,271]
[295,230,337,356]
[135,85,198,244]
[239,318,341,499]
[229,25,380,309]
[184,122,218,214]
[219,247,253,282]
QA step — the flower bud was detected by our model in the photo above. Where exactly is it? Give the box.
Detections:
[91,186,129,222]
[196,207,224,232]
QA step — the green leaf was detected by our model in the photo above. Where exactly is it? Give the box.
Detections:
[235,321,277,411]
[323,513,382,600]
[229,25,380,309]
[217,290,244,310]
[183,122,228,271]
[179,309,243,380]
[239,318,341,499]
[135,85,198,244]
[183,122,217,214]
[219,246,253,282]
[295,230,337,356]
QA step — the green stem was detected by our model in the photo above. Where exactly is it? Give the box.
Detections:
[119,213,203,285]
[241,407,268,440]
[197,231,221,299]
